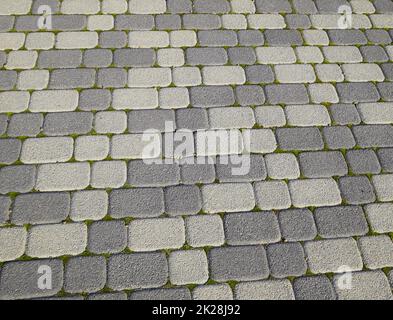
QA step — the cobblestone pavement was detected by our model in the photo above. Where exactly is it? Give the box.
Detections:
[1,0,393,301]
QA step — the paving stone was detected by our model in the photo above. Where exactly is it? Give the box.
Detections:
[79,89,111,111]
[194,0,230,13]
[0,196,11,224]
[286,14,312,29]
[0,115,7,136]
[49,69,96,89]
[322,126,356,150]
[372,174,393,202]
[185,214,224,247]
[128,217,185,251]
[109,188,164,218]
[374,0,393,12]
[0,16,14,31]
[343,178,375,207]
[202,66,245,85]
[276,127,324,151]
[113,88,159,110]
[43,112,93,136]
[265,30,303,46]
[336,83,380,103]
[0,33,25,50]
[51,15,87,31]
[358,235,393,269]
[224,211,281,245]
[346,149,381,174]
[0,139,21,165]
[381,63,393,81]
[164,185,202,216]
[208,107,255,129]
[128,161,180,187]
[12,192,70,225]
[285,104,330,126]
[342,63,385,82]
[353,125,393,148]
[30,90,79,113]
[235,280,294,300]
[0,259,63,300]
[278,209,317,242]
[159,87,190,108]
[83,49,112,68]
[315,64,344,82]
[222,14,248,29]
[299,151,348,178]
[167,0,192,13]
[228,47,256,65]
[265,84,309,105]
[97,68,127,88]
[254,106,286,127]
[18,70,49,90]
[0,227,27,262]
[95,111,127,134]
[209,245,269,282]
[180,159,216,184]
[328,30,367,45]
[309,83,339,104]
[378,83,393,101]
[235,85,265,106]
[35,163,90,192]
[254,181,291,210]
[64,256,106,294]
[37,50,82,69]
[201,183,255,213]
[198,30,238,47]
[246,129,277,154]
[193,284,233,300]
[365,203,393,233]
[115,14,155,30]
[88,220,127,254]
[88,292,128,300]
[238,30,265,46]
[74,136,109,162]
[156,14,182,30]
[255,0,292,13]
[0,71,17,90]
[245,65,274,84]
[176,109,208,131]
[183,14,222,29]
[304,238,363,274]
[70,190,108,222]
[56,31,98,49]
[27,223,87,258]
[302,29,329,45]
[100,31,127,49]
[128,110,175,133]
[168,250,209,285]
[91,161,127,189]
[157,49,185,67]
[267,243,307,278]
[256,47,296,64]
[334,270,393,300]
[0,165,36,195]
[129,288,191,300]
[377,148,393,173]
[329,104,361,125]
[5,51,38,70]
[293,276,336,300]
[190,86,235,108]
[365,29,391,44]
[108,253,168,290]
[360,46,389,62]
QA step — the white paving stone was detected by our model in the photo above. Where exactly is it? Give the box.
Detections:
[358,103,393,124]
[202,66,246,85]
[248,14,286,29]
[113,88,158,110]
[70,190,108,221]
[285,105,331,127]
[256,47,296,64]
[0,91,30,113]
[29,90,78,112]
[74,136,109,161]
[0,227,27,262]
[169,250,209,285]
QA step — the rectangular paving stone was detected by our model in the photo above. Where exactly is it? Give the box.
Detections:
[185,214,225,247]
[238,30,264,46]
[278,209,317,242]
[0,114,7,135]
[128,161,180,187]
[12,192,70,225]
[346,149,381,174]
[323,126,356,150]
[299,151,348,178]
[183,14,222,29]
[0,227,27,262]
[265,153,300,180]
[304,238,363,274]
[336,82,380,103]
[164,185,202,216]
[209,245,269,282]
[26,223,87,258]
[264,30,303,46]
[276,127,324,151]
[198,30,238,47]
[91,161,127,189]
[265,84,309,105]
[285,104,330,127]
[256,47,296,64]
[0,259,63,300]
[0,71,17,90]
[75,136,110,161]
[293,275,336,301]
[88,220,127,254]
[254,181,291,210]
[192,284,233,300]
[70,190,108,222]
[109,188,164,218]
[190,86,235,108]
[100,31,128,48]
[115,14,155,30]
[0,165,36,195]
[358,235,393,269]
[29,90,78,113]
[372,174,393,202]
[108,253,168,290]
[0,196,11,224]
[365,203,393,234]
[377,148,393,173]
[0,91,30,113]
[202,66,246,85]
[180,158,216,184]
[235,280,295,300]
[339,176,376,205]
[129,288,191,300]
[353,124,393,148]
[0,139,21,165]
[43,112,93,136]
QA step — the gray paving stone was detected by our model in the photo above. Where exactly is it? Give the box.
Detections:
[360,46,389,63]
[128,161,180,187]
[228,47,256,65]
[245,65,274,84]
[128,110,175,133]
[108,253,168,290]
[164,185,202,216]
[314,206,369,239]
[0,52,6,67]
[49,69,95,89]
[176,109,209,131]
[115,14,154,30]
[88,220,127,254]
[64,256,106,294]
[322,126,356,150]
[0,16,14,31]
[0,139,21,165]
[328,30,367,45]
[0,71,17,90]
[299,151,348,178]
[358,235,393,269]
[238,30,264,46]
[377,148,393,173]
[43,112,93,136]
[216,155,266,183]
[198,30,237,47]
[190,86,235,108]
[38,50,82,69]
[52,15,87,31]
[0,165,36,194]
[167,0,192,13]
[235,85,265,106]
[267,242,307,278]
[194,0,230,13]
[12,192,70,225]
[130,288,191,300]
[97,68,127,88]
[278,209,317,242]
[224,211,281,245]
[0,114,7,136]
[7,113,43,137]
[0,196,11,224]
[378,83,393,101]
[365,30,392,45]
[156,14,181,30]
[114,49,155,67]
[334,270,393,300]
[209,245,269,282]
[180,159,216,184]
[79,89,111,111]
[353,125,393,148]
[255,0,292,13]
[329,104,361,125]
[293,276,336,300]
[315,0,350,12]
[100,31,128,49]
[339,176,376,205]
[264,30,303,46]
[0,259,63,300]
[87,292,127,300]
[14,16,41,31]
[109,188,165,218]
[32,0,60,13]
[346,149,381,174]
[336,83,380,103]
[381,63,393,81]
[183,14,221,30]
[235,279,295,300]
[276,127,324,151]
[265,84,309,105]
[374,0,393,12]
[83,49,112,68]
[285,14,311,29]
[186,48,228,65]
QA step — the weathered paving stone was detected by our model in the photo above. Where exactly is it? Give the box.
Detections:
[276,127,324,151]
[64,256,106,294]
[278,209,317,242]
[26,223,87,258]
[298,151,348,178]
[209,245,269,282]
[70,190,108,221]
[164,185,202,216]
[265,30,303,46]
[346,149,381,174]
[304,238,363,274]
[183,14,221,29]
[338,176,376,205]
[329,104,361,125]
[129,288,191,300]
[88,220,127,254]
[293,276,336,300]
[334,271,393,300]
[7,113,43,137]
[0,196,11,224]
[0,165,36,195]
[224,211,281,245]
[358,235,393,269]
[0,139,21,165]
[0,227,27,262]
[12,192,70,225]
[235,280,294,300]
[267,243,307,278]
[128,217,185,251]
[353,125,393,148]
[185,214,225,247]
[0,71,17,90]
[0,259,63,300]
[314,206,369,239]
[193,284,233,300]
[365,203,393,233]
[285,104,330,126]
[108,253,168,290]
